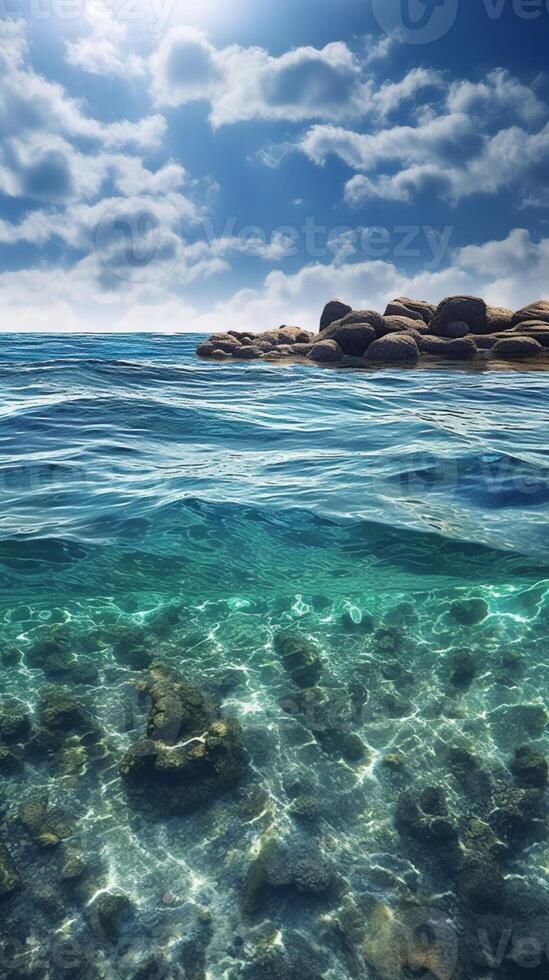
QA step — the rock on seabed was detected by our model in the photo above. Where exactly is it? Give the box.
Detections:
[196,295,549,368]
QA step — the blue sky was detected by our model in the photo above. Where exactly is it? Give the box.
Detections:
[1,0,548,331]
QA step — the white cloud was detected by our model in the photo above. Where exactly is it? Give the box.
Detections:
[1,229,546,334]
[150,28,371,125]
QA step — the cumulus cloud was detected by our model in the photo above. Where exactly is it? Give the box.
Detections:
[296,101,549,206]
[150,28,372,125]
[1,226,546,334]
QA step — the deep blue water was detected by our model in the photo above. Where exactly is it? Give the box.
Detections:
[0,333,547,979]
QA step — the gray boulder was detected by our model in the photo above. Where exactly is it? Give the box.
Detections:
[234,346,262,359]
[512,300,549,326]
[418,336,477,359]
[382,315,425,334]
[207,334,243,353]
[389,297,436,322]
[308,340,344,363]
[338,309,385,335]
[321,321,376,355]
[384,301,423,321]
[278,326,313,344]
[319,299,352,331]
[486,305,514,331]
[430,296,487,335]
[492,337,543,359]
[291,342,313,356]
[511,322,549,348]
[443,321,470,338]
[365,334,419,364]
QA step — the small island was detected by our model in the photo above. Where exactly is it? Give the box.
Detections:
[197,295,549,367]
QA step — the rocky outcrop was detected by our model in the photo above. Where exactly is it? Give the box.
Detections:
[196,295,549,369]
[120,664,248,816]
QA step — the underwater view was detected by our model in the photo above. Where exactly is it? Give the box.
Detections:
[0,333,547,980]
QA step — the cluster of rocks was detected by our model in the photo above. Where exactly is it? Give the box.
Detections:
[120,663,249,816]
[197,296,549,367]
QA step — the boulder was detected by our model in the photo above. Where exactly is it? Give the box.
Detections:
[274,631,322,688]
[510,322,549,348]
[492,337,543,360]
[396,787,458,844]
[278,326,312,344]
[19,796,73,847]
[39,686,89,733]
[419,336,477,359]
[365,334,419,364]
[384,301,423,321]
[458,856,505,911]
[338,309,386,335]
[241,836,335,915]
[234,346,262,359]
[430,296,487,335]
[442,320,470,338]
[320,322,376,356]
[391,297,436,322]
[381,315,423,334]
[120,666,248,816]
[291,342,313,356]
[206,335,243,354]
[307,340,343,363]
[512,300,549,326]
[449,650,477,688]
[0,844,21,900]
[196,342,218,359]
[319,299,352,331]
[0,711,32,744]
[486,305,514,331]
[88,893,133,942]
[450,597,489,625]
[511,745,547,788]
[474,335,499,350]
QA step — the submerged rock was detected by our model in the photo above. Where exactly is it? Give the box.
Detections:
[450,597,489,626]
[396,786,458,845]
[274,631,322,688]
[120,665,248,816]
[88,892,133,942]
[458,855,505,911]
[241,836,336,915]
[0,844,22,899]
[18,796,73,847]
[511,745,547,788]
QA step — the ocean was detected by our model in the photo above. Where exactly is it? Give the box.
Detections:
[0,333,547,979]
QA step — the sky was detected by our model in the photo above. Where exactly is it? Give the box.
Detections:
[1,0,549,332]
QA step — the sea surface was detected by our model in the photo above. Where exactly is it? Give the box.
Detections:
[0,333,547,979]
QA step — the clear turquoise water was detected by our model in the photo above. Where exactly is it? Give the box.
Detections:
[0,334,547,978]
